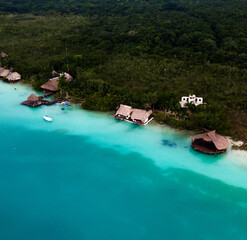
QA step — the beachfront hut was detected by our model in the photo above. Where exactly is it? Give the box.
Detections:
[115,104,133,120]
[130,109,153,125]
[0,69,10,78]
[41,77,59,92]
[191,130,229,154]
[6,72,21,82]
[62,72,73,82]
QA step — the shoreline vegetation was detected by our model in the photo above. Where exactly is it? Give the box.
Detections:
[0,0,246,149]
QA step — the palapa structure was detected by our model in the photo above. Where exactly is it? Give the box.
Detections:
[130,109,153,125]
[41,73,73,92]
[115,104,132,120]
[28,94,40,102]
[0,69,10,78]
[21,93,61,108]
[191,130,229,154]
[41,77,59,92]
[6,72,21,82]
[22,94,41,107]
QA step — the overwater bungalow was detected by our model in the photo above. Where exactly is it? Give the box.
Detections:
[21,93,61,107]
[41,77,59,92]
[22,94,41,107]
[6,72,21,82]
[130,109,153,125]
[0,69,10,79]
[191,130,229,154]
[115,104,132,120]
[28,94,40,102]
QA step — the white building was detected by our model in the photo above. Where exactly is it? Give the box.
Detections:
[179,95,203,108]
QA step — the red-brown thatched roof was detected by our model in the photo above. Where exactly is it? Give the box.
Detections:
[7,72,21,81]
[116,104,132,117]
[192,130,229,150]
[27,94,39,102]
[0,69,10,77]
[63,72,73,82]
[131,109,153,123]
[41,77,59,92]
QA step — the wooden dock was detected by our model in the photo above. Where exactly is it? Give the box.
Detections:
[21,98,62,108]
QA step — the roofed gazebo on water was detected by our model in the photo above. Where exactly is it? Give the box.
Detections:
[21,92,62,107]
[191,130,229,154]
[6,72,21,82]
[0,69,10,78]
[130,109,153,125]
[115,104,132,120]
[24,94,41,107]
[0,68,21,82]
[115,104,153,125]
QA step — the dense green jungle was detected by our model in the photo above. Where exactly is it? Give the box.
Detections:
[0,0,247,143]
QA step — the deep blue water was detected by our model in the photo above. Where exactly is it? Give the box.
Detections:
[0,82,247,240]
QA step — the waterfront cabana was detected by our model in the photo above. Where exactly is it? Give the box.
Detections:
[23,94,41,107]
[6,72,21,82]
[41,77,59,92]
[21,93,60,107]
[28,94,40,102]
[0,69,10,78]
[115,104,133,120]
[130,109,153,125]
[191,130,229,154]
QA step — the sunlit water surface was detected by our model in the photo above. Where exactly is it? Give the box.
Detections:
[0,81,247,240]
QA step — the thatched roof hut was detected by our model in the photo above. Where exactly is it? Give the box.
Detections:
[115,104,132,120]
[6,72,21,81]
[41,77,59,92]
[0,67,4,73]
[62,72,73,82]
[191,130,229,154]
[0,69,10,78]
[27,94,39,102]
[130,109,153,125]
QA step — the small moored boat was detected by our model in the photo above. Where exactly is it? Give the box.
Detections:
[43,115,53,122]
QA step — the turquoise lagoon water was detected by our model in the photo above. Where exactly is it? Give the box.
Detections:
[0,81,247,240]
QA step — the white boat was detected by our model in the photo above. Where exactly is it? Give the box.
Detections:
[43,115,53,122]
